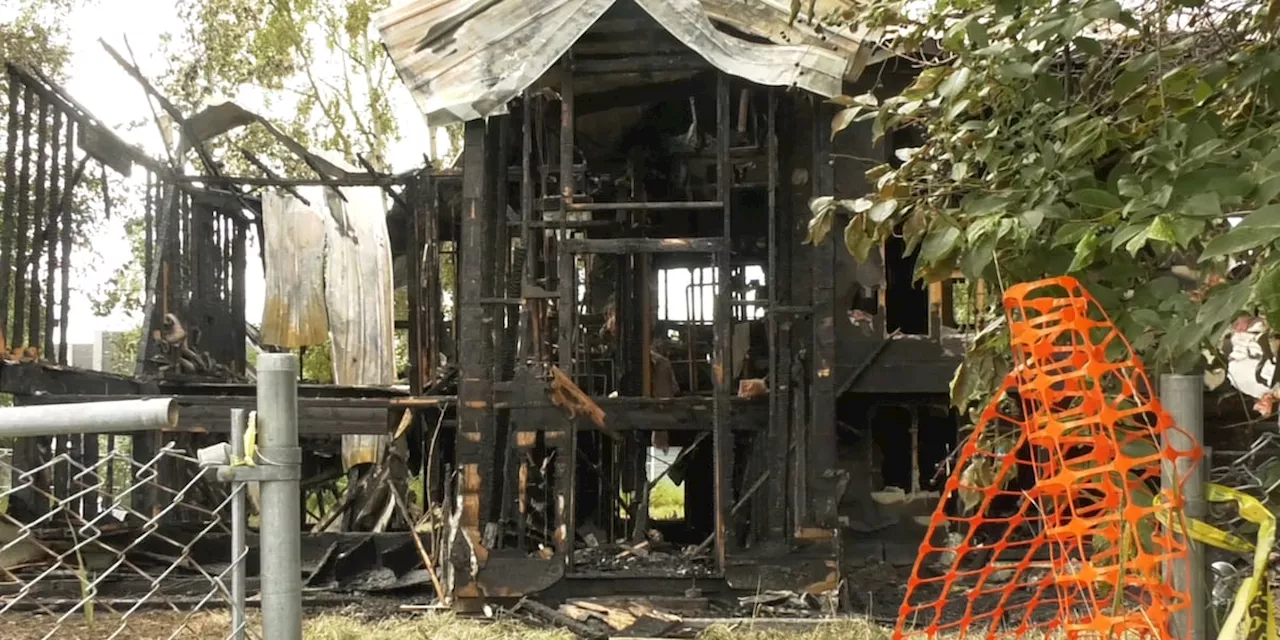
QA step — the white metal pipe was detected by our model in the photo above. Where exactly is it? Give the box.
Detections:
[1161,373,1206,640]
[229,408,248,640]
[0,398,177,437]
[257,353,302,640]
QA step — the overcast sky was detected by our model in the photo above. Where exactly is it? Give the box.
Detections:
[58,0,431,345]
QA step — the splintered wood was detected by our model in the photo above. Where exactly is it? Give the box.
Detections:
[549,366,614,438]
[559,599,682,632]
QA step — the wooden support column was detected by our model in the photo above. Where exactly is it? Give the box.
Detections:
[44,108,61,361]
[555,51,578,566]
[58,119,73,365]
[425,175,442,380]
[458,118,495,564]
[765,89,791,541]
[0,70,20,351]
[28,98,47,352]
[488,115,515,533]
[408,172,429,395]
[712,72,733,567]
[809,97,837,527]
[12,84,33,346]
[231,215,247,373]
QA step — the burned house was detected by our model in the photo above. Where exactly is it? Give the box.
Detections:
[0,0,977,616]
[371,0,969,601]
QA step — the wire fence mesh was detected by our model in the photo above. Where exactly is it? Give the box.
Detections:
[1207,431,1280,612]
[0,437,253,640]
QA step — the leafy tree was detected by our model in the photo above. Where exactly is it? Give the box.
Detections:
[0,1,78,79]
[161,0,398,174]
[103,326,143,375]
[807,0,1280,409]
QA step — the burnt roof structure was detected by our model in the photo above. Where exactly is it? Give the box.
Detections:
[377,0,876,123]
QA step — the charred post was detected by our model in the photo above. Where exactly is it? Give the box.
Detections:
[12,84,33,347]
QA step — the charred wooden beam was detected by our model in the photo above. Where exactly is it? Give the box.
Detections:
[0,70,20,350]
[178,405,391,435]
[8,63,159,175]
[57,121,74,365]
[712,72,733,568]
[765,89,788,540]
[171,174,407,187]
[809,97,837,527]
[457,117,495,560]
[508,219,615,229]
[555,51,577,565]
[561,201,723,212]
[42,108,61,361]
[144,172,154,279]
[425,174,442,380]
[407,173,427,394]
[12,84,34,347]
[28,99,48,352]
[232,215,246,373]
[561,237,724,254]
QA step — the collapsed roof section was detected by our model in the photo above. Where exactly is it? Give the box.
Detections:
[376,0,869,124]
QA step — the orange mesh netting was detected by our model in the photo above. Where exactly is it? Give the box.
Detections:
[895,276,1202,639]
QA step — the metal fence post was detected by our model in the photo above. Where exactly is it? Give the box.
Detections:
[258,354,302,640]
[1161,373,1206,640]
[229,408,248,640]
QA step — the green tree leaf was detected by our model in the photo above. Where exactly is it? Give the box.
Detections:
[868,198,898,223]
[919,225,962,264]
[832,107,861,139]
[1254,265,1280,329]
[1180,192,1221,218]
[1200,204,1280,259]
[1197,280,1252,330]
[1068,228,1100,272]
[844,219,876,262]
[938,67,973,98]
[1070,188,1122,210]
[1146,215,1178,244]
[805,197,836,245]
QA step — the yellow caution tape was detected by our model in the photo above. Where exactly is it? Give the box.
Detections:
[1155,483,1275,640]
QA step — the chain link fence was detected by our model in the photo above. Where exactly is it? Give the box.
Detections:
[1207,431,1280,614]
[0,420,258,639]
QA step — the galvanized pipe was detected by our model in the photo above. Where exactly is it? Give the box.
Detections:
[257,353,302,640]
[1160,373,1206,640]
[229,408,248,640]
[0,398,176,437]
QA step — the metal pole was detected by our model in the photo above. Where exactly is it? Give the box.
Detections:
[229,408,247,640]
[1160,373,1206,640]
[258,354,302,640]
[0,398,176,436]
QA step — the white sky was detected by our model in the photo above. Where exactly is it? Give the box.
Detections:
[58,0,432,345]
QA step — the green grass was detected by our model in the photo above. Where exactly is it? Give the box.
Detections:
[307,613,573,640]
[308,614,896,640]
[649,476,685,521]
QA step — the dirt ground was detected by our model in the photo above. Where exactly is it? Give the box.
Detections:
[0,609,895,640]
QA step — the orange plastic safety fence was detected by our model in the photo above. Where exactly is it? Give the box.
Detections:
[895,276,1202,640]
